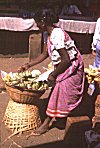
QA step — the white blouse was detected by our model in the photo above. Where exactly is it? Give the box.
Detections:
[92,17,100,50]
[47,28,77,65]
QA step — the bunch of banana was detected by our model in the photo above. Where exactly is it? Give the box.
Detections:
[3,70,39,82]
[84,67,100,76]
[31,82,40,90]
[12,71,32,80]
[3,71,31,82]
[85,67,100,83]
[16,80,48,90]
[3,70,49,90]
[32,81,48,90]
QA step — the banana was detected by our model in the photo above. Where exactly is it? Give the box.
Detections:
[3,74,11,82]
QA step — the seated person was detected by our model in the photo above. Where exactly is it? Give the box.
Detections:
[60,2,82,16]
[85,123,100,148]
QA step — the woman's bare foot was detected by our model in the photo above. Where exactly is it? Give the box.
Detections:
[31,124,49,136]
[28,117,52,137]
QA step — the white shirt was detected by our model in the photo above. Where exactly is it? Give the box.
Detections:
[47,28,77,65]
[92,17,100,50]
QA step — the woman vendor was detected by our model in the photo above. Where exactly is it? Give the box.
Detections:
[89,17,100,95]
[18,10,85,135]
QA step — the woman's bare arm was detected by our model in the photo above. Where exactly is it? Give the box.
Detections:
[49,48,71,78]
[18,44,49,72]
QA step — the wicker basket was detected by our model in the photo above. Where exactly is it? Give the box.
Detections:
[3,99,41,133]
[5,84,45,104]
[95,95,100,118]
[92,95,100,127]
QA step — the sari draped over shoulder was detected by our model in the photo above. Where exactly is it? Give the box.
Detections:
[46,28,85,117]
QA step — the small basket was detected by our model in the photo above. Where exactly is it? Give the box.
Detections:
[3,99,41,133]
[95,95,100,118]
[5,84,45,104]
[92,95,100,127]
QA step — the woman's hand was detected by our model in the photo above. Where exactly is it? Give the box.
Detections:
[17,63,30,72]
[47,72,56,87]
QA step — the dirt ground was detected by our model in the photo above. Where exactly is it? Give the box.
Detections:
[0,53,96,148]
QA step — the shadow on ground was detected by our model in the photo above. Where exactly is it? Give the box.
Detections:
[25,135,88,148]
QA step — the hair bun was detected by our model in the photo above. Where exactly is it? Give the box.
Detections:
[43,10,59,23]
[34,9,59,24]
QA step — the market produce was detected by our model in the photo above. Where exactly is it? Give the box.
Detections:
[2,74,11,82]
[2,70,49,91]
[84,67,100,76]
[84,67,100,83]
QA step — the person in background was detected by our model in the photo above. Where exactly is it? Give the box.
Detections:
[92,17,100,68]
[18,10,85,135]
[85,123,100,148]
[89,17,100,95]
[60,1,82,16]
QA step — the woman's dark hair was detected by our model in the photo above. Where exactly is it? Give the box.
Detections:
[34,9,59,25]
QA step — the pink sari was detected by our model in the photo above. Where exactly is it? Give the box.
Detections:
[46,30,85,118]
